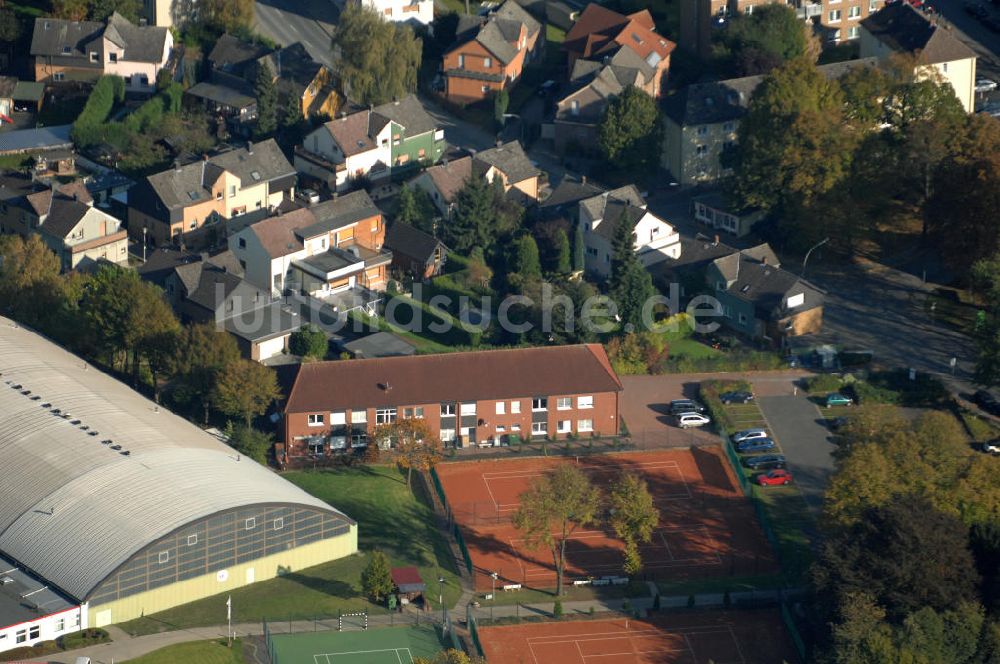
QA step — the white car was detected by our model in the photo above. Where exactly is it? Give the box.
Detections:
[976,78,998,93]
[983,440,1000,455]
[677,412,711,429]
[732,428,769,443]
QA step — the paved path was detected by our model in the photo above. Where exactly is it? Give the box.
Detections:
[756,395,836,516]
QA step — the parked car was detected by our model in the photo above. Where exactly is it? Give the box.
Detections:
[826,393,853,408]
[974,390,1000,417]
[297,188,320,204]
[743,454,787,470]
[720,390,754,404]
[676,412,711,428]
[732,428,769,444]
[976,77,998,93]
[670,399,705,414]
[756,469,794,486]
[736,437,776,453]
[982,440,1000,455]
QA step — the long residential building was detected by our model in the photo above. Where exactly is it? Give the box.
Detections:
[281,344,623,461]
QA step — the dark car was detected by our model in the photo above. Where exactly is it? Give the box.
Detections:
[736,438,776,453]
[974,390,1000,416]
[742,454,786,470]
[670,399,705,414]
[720,390,754,404]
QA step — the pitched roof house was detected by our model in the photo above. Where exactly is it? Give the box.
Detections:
[577,185,681,279]
[295,95,446,192]
[442,0,543,104]
[0,177,128,271]
[706,243,824,344]
[860,3,977,112]
[352,0,434,27]
[564,4,673,75]
[228,190,390,310]
[257,43,341,119]
[31,13,173,92]
[384,221,448,279]
[127,139,296,247]
[281,344,623,457]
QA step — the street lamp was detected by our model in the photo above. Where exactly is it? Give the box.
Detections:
[142,227,147,263]
[801,237,829,280]
[438,576,446,626]
[490,571,498,622]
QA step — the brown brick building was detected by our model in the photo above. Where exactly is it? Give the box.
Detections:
[282,344,623,461]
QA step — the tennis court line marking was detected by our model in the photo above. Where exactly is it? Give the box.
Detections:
[312,647,413,663]
[525,626,736,644]
[525,627,744,663]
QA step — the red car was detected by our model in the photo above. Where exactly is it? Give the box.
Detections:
[756,469,794,486]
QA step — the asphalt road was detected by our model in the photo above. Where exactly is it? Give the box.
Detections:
[254,0,338,67]
[756,395,837,516]
[807,258,977,395]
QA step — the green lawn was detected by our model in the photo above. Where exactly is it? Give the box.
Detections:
[122,640,245,664]
[959,410,1000,443]
[0,154,33,171]
[925,290,982,334]
[348,310,454,355]
[668,338,720,360]
[120,466,461,636]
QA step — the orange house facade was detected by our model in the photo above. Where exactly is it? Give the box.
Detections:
[281,345,623,463]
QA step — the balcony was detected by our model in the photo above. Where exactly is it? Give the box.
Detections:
[794,1,823,18]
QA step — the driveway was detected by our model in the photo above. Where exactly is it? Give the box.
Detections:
[756,395,835,516]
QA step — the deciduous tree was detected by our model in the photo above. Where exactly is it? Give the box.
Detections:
[89,0,141,22]
[373,418,440,488]
[361,550,394,603]
[513,465,602,595]
[51,0,89,20]
[200,0,254,32]
[289,324,328,359]
[608,473,660,575]
[597,86,661,175]
[0,234,63,327]
[172,323,241,421]
[213,359,280,427]
[224,422,273,464]
[0,7,21,43]
[331,5,421,106]
[712,4,808,76]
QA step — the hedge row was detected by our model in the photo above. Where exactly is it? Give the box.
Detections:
[71,75,125,146]
[123,83,183,133]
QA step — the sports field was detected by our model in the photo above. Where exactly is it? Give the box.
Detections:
[268,624,447,664]
[478,610,801,663]
[435,449,777,591]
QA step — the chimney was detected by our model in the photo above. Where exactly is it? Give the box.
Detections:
[496,138,503,148]
[761,255,768,267]
[247,141,253,155]
[202,153,208,161]
[713,234,719,246]
[581,175,587,185]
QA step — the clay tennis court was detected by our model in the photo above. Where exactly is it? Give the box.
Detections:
[478,610,800,664]
[434,448,776,591]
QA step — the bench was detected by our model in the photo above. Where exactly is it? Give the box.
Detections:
[502,583,522,591]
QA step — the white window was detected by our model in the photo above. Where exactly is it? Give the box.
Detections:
[531,422,548,435]
[744,4,752,13]
[577,396,594,409]
[109,52,118,62]
[89,51,98,62]
[511,400,521,414]
[245,518,256,530]
[187,534,198,546]
[351,410,367,423]
[53,72,65,81]
[578,419,594,432]
[229,185,236,197]
[15,629,26,643]
[696,145,708,156]
[556,397,572,410]
[484,56,492,68]
[482,85,490,93]
[331,411,346,425]
[787,292,805,308]
[496,425,506,433]
[829,9,841,21]
[458,54,465,68]
[570,99,579,115]
[848,5,860,17]
[441,403,456,416]
[376,408,397,424]
[460,402,477,416]
[511,423,521,431]
[440,428,456,442]
[942,62,948,72]
[832,29,842,41]
[273,517,284,530]
[404,407,424,418]
[308,413,324,426]
[496,402,505,415]
[55,617,65,632]
[158,551,170,564]
[869,0,877,10]
[532,398,547,411]
[697,126,708,136]
[557,420,571,433]
[849,25,860,38]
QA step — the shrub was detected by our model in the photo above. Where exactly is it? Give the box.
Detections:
[849,380,900,405]
[806,373,843,393]
[363,444,381,463]
[289,324,328,359]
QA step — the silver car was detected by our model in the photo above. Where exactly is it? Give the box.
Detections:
[732,428,769,444]
[677,412,711,428]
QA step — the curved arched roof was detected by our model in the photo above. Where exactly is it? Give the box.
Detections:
[0,317,350,601]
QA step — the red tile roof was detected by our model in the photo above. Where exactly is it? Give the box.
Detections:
[284,344,623,413]
[564,4,674,64]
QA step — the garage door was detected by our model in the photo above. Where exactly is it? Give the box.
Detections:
[256,336,287,361]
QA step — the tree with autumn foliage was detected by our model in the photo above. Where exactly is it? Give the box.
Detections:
[373,418,442,488]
